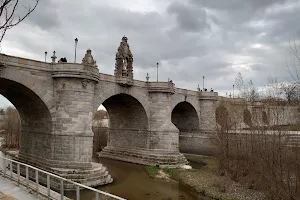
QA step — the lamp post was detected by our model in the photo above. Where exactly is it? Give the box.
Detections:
[44,51,47,62]
[156,62,159,82]
[203,76,205,91]
[74,38,78,63]
[233,84,235,98]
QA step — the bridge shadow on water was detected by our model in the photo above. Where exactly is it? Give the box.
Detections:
[65,156,211,200]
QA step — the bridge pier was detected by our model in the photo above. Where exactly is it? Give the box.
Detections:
[99,82,188,167]
[17,61,113,190]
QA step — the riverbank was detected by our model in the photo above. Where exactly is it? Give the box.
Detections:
[0,192,15,200]
[0,145,263,200]
[0,147,18,158]
[146,154,265,200]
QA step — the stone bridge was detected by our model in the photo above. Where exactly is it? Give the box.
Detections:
[215,97,299,130]
[0,37,218,189]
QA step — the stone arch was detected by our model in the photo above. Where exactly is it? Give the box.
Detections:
[0,68,54,111]
[0,77,53,161]
[215,105,229,129]
[95,92,149,151]
[171,101,199,132]
[93,87,150,120]
[170,96,200,118]
[243,109,252,127]
[102,94,149,130]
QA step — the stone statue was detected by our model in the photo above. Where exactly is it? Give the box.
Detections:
[115,36,133,77]
[82,49,97,67]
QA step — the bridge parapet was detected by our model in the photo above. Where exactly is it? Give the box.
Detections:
[198,91,218,100]
[52,63,100,82]
[175,88,198,96]
[0,53,50,70]
[147,82,175,94]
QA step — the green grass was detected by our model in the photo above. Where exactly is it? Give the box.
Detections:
[145,166,159,178]
[162,168,178,180]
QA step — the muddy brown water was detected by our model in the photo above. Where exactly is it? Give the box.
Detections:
[0,138,210,200]
[65,157,212,200]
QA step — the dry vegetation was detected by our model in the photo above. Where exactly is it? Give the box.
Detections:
[0,106,20,149]
[0,0,40,43]
[214,73,300,200]
[92,109,108,153]
[176,154,264,200]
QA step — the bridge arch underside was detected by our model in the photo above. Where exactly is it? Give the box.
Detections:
[102,93,149,149]
[171,102,199,132]
[98,94,187,166]
[171,102,201,154]
[0,78,52,165]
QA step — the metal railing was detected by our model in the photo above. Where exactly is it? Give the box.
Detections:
[0,156,126,200]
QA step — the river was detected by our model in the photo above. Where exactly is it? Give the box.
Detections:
[0,137,210,200]
[65,157,211,200]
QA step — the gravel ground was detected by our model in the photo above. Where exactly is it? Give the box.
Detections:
[175,154,265,200]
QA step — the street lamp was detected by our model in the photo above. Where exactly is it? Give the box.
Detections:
[44,51,47,62]
[74,38,78,63]
[233,84,235,98]
[203,76,205,91]
[156,62,159,82]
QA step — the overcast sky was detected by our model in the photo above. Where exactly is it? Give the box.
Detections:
[1,0,300,107]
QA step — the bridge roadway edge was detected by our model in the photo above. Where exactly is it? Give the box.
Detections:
[0,53,219,190]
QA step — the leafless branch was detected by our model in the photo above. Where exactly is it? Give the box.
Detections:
[288,38,300,84]
[0,0,39,43]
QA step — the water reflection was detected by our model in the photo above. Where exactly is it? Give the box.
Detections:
[66,157,210,200]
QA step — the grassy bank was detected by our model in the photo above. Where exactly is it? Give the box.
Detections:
[0,146,18,158]
[145,154,264,200]
[145,166,178,180]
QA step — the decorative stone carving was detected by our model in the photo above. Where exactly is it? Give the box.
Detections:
[51,51,57,63]
[61,81,66,89]
[82,49,97,67]
[82,79,89,88]
[114,36,133,78]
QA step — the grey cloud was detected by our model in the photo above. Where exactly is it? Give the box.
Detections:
[167,2,210,32]
[1,0,300,101]
[23,0,60,30]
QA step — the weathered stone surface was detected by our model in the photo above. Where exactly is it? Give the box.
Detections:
[2,45,296,190]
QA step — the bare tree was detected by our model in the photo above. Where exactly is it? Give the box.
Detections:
[263,77,283,100]
[280,82,299,104]
[0,0,39,43]
[216,82,300,199]
[92,109,109,153]
[235,72,260,102]
[235,72,246,98]
[247,80,260,102]
[288,39,300,83]
[1,106,20,148]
